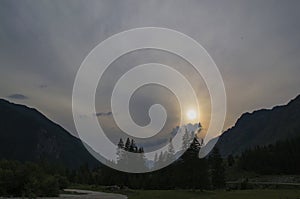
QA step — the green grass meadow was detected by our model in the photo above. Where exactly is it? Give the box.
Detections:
[127,189,300,199]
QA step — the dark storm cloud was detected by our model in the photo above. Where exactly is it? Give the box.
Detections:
[7,94,28,100]
[96,111,112,117]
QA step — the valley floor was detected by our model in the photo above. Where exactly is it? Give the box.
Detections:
[0,189,127,199]
[126,189,300,199]
[2,189,300,199]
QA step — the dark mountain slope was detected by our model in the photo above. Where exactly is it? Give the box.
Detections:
[216,95,300,157]
[0,99,100,168]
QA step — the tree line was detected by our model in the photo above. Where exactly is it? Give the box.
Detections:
[0,160,68,197]
[3,134,299,197]
[62,134,300,189]
[71,136,226,190]
[0,136,226,197]
[238,136,300,174]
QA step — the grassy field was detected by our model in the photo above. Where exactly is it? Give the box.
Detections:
[69,185,300,199]
[127,189,300,199]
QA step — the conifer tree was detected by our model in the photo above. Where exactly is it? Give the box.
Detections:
[167,138,175,162]
[125,138,131,151]
[210,147,225,189]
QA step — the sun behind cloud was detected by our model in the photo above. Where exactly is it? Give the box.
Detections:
[187,109,197,121]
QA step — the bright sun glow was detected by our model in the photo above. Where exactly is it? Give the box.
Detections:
[187,110,197,120]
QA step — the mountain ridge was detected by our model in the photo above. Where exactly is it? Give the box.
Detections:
[216,94,300,157]
[0,98,100,168]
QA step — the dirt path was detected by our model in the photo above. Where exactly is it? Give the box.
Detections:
[0,189,128,199]
[60,189,128,199]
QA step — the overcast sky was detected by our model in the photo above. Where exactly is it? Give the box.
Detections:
[1,0,300,146]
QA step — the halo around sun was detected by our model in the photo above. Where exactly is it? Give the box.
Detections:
[187,109,197,120]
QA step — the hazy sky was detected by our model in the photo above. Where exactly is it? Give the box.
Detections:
[1,0,300,144]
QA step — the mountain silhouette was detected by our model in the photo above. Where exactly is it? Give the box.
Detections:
[216,94,300,157]
[0,99,100,168]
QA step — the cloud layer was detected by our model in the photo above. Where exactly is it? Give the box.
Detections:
[0,0,300,146]
[7,94,28,100]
